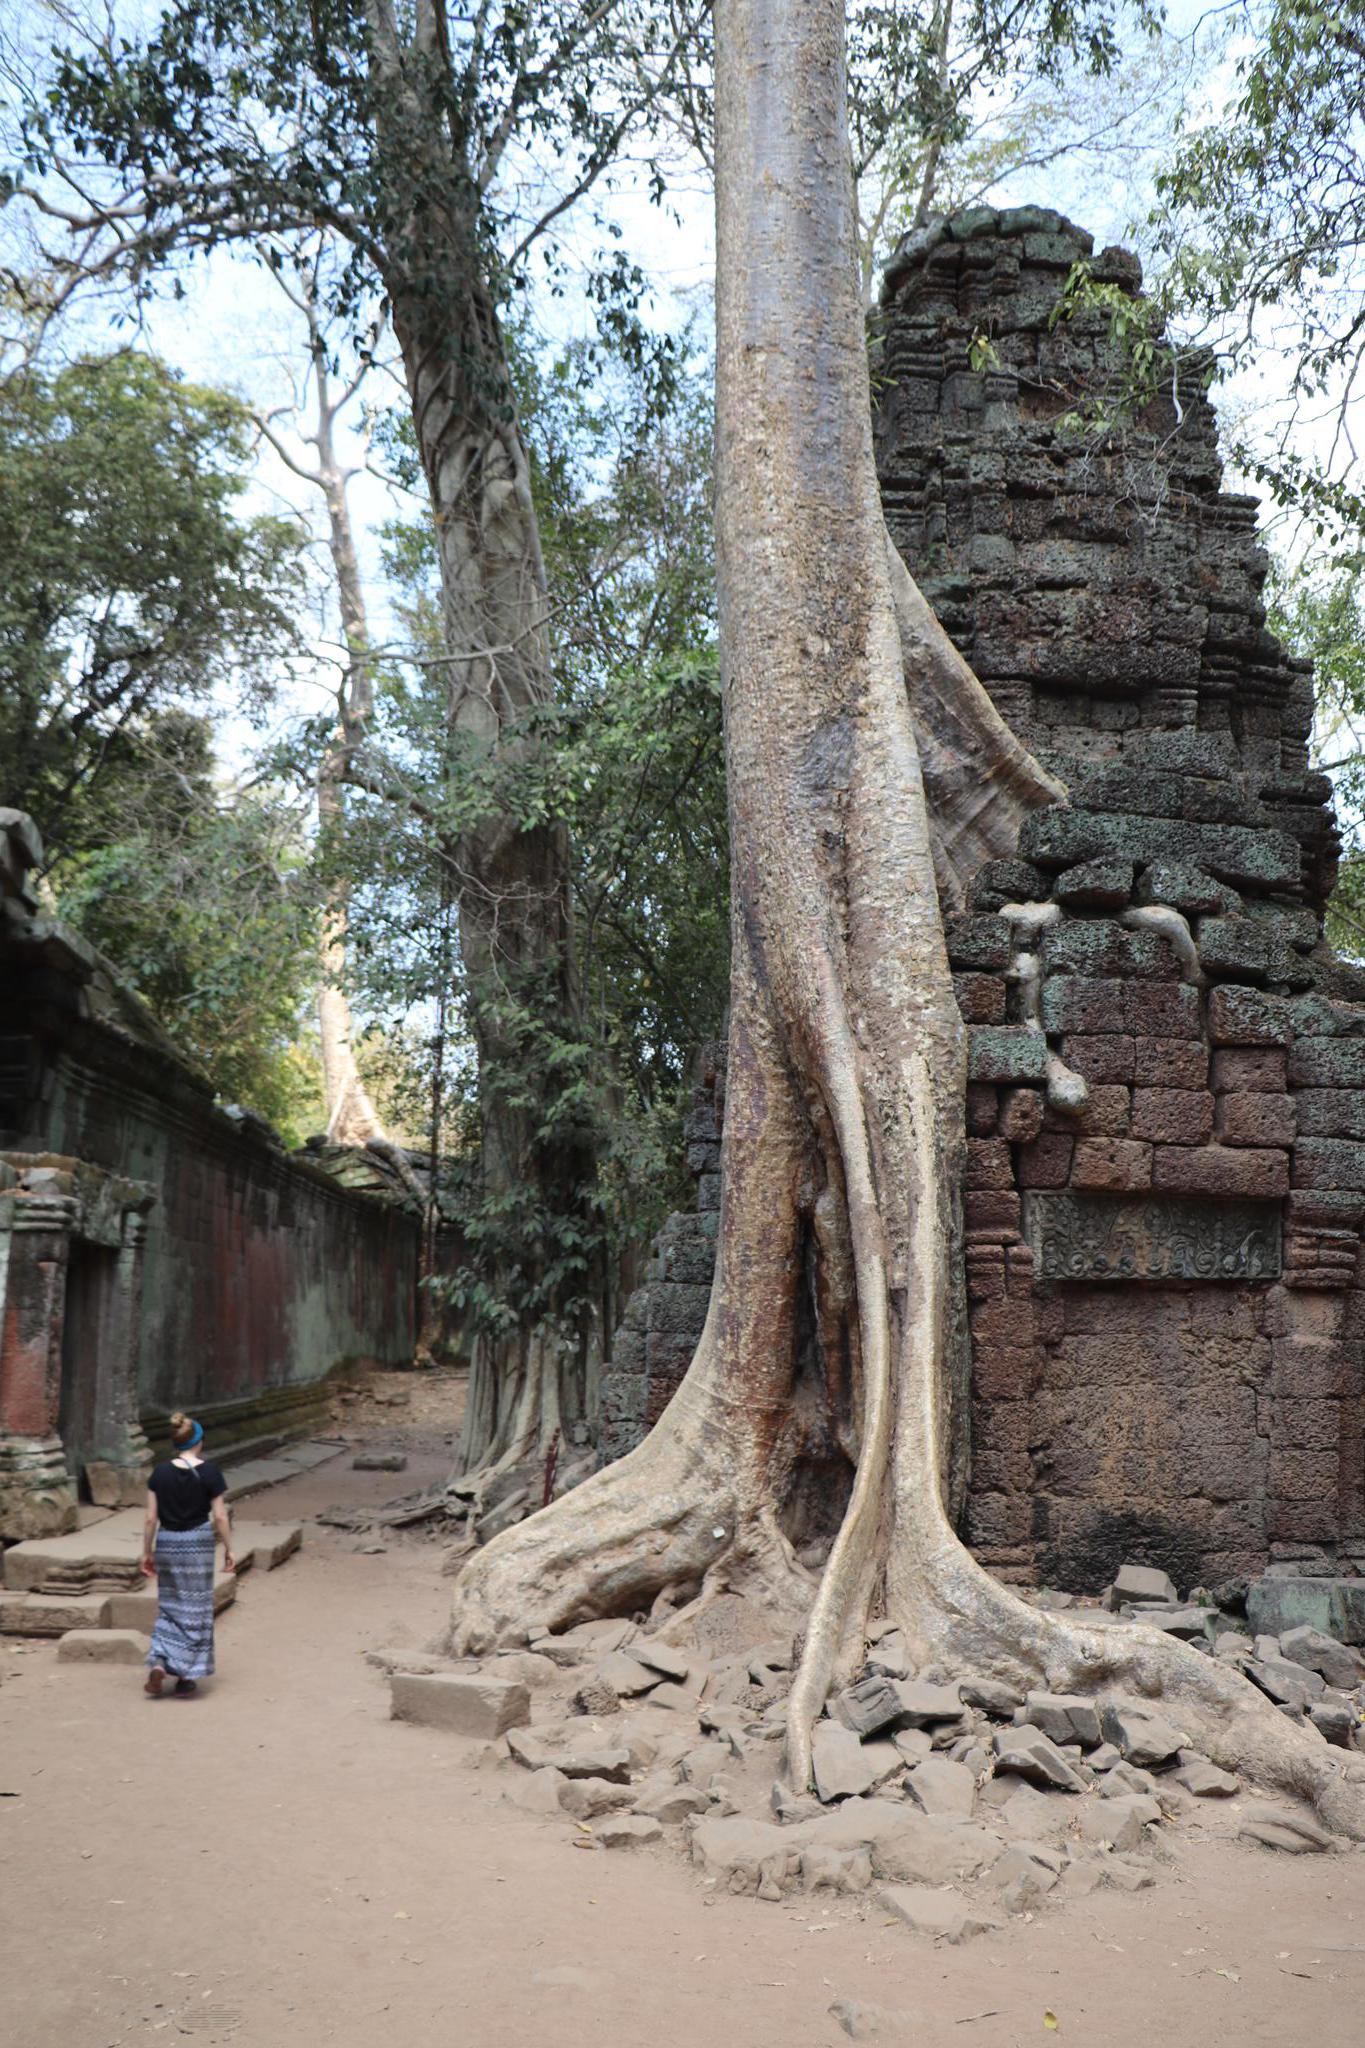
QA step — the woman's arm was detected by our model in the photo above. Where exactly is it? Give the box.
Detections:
[212,1494,236,1574]
[140,1488,158,1577]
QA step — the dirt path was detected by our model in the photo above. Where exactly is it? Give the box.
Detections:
[3,1402,1364,2048]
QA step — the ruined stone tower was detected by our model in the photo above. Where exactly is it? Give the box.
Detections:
[599,205,1365,1608]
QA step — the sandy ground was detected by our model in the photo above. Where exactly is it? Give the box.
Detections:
[4,1378,1365,2048]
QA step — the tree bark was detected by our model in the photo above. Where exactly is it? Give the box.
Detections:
[448,0,1365,1837]
[374,27,601,1469]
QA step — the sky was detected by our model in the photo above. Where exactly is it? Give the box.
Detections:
[2,0,1355,777]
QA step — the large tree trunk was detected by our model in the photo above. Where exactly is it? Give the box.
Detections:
[313,355,387,1149]
[387,212,599,1473]
[448,0,1365,1836]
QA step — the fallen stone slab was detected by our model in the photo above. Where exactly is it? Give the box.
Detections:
[56,1628,150,1665]
[834,1675,904,1737]
[391,1673,531,1738]
[594,1815,662,1849]
[1279,1625,1365,1692]
[813,1721,884,1802]
[680,1740,732,1784]
[1238,1801,1333,1853]
[1023,1691,1102,1748]
[630,1638,691,1682]
[558,1776,635,1819]
[506,1766,567,1814]
[892,1679,964,1724]
[351,1451,408,1472]
[1173,1756,1239,1797]
[1101,1761,1157,1798]
[1309,1700,1358,1748]
[1087,1742,1121,1772]
[594,1651,661,1697]
[1215,1631,1254,1661]
[1245,1576,1343,1642]
[231,1522,303,1571]
[1133,1604,1218,1642]
[275,1440,346,1471]
[507,1728,631,1782]
[864,1632,912,1680]
[868,1816,1003,1886]
[891,1727,933,1767]
[987,1840,1063,1900]
[959,1675,1023,1717]
[630,1777,710,1825]
[1100,1701,1186,1767]
[1108,1563,1178,1608]
[875,1884,1001,1943]
[1079,1793,1160,1853]
[992,1725,1085,1791]
[0,1591,112,1636]
[903,1756,976,1821]
[690,1815,800,1899]
[1246,1656,1323,1711]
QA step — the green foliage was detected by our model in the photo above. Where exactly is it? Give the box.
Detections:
[0,350,306,863]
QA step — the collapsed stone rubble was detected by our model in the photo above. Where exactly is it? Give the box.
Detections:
[382,1556,1365,1936]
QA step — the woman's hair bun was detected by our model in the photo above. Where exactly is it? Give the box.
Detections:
[169,1411,193,1444]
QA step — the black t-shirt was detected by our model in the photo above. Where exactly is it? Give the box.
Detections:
[149,1458,227,1531]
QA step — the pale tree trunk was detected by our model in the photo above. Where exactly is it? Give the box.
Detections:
[313,351,387,1149]
[370,0,600,1473]
[448,0,1365,1835]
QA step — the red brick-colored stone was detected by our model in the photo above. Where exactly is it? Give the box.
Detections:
[966,1083,998,1135]
[1016,1133,1074,1188]
[1152,1144,1289,1198]
[1061,1034,1135,1084]
[997,1086,1045,1142]
[1044,1084,1130,1136]
[966,1137,1013,1189]
[954,972,1006,1024]
[972,1347,1038,1400]
[1070,1137,1153,1192]
[1130,1088,1214,1145]
[1211,1046,1286,1093]
[964,1190,1022,1240]
[1134,1036,1207,1089]
[1122,980,1200,1038]
[1216,1092,1296,1147]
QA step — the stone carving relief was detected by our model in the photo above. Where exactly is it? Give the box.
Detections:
[1023,1191,1282,1283]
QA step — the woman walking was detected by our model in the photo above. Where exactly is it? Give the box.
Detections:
[140,1413,236,1697]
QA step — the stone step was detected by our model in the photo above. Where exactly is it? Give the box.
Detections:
[0,1518,300,1629]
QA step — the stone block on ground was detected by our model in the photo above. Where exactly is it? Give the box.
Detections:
[1108,1562,1179,1607]
[232,1522,303,1571]
[1246,1577,1343,1641]
[875,1885,1001,1943]
[593,1650,661,1697]
[892,1679,964,1724]
[1099,1701,1186,1767]
[903,1756,976,1820]
[1246,1656,1323,1711]
[813,1720,884,1802]
[690,1816,799,1898]
[1023,1691,1102,1748]
[866,1816,1003,1885]
[991,1724,1085,1791]
[834,1675,904,1736]
[630,1638,691,1682]
[351,1452,408,1471]
[391,1672,531,1738]
[1173,1755,1239,1797]
[1079,1793,1160,1853]
[1101,1761,1156,1798]
[0,1591,112,1636]
[630,1778,710,1824]
[1278,1625,1365,1691]
[506,1766,568,1814]
[594,1815,663,1849]
[1238,1802,1333,1853]
[558,1775,635,1819]
[507,1727,631,1781]
[56,1628,150,1664]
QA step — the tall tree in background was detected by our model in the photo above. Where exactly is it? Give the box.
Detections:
[19,0,707,1472]
[448,0,1365,1840]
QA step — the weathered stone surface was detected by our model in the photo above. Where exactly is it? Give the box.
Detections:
[834,1675,904,1736]
[1023,1691,1102,1748]
[1069,1138,1153,1192]
[1101,1761,1157,1798]
[1238,1802,1334,1853]
[892,1679,964,1724]
[593,1651,661,1697]
[968,1026,1049,1083]
[56,1627,149,1664]
[813,1722,883,1802]
[1208,986,1292,1047]
[875,1885,1001,1943]
[1246,1576,1343,1640]
[1173,1756,1240,1797]
[960,1675,1024,1716]
[629,1638,692,1681]
[1053,860,1134,910]
[507,1727,631,1781]
[557,1774,636,1819]
[0,1590,112,1636]
[352,1451,407,1471]
[1099,1702,1185,1766]
[1079,1793,1160,1852]
[690,1816,797,1897]
[862,1815,1003,1886]
[991,1725,1085,1790]
[1246,1655,1323,1710]
[631,1778,710,1823]
[1025,1190,1280,1281]
[595,1814,663,1849]
[1278,1624,1365,1691]
[800,1845,873,1894]
[903,1756,976,1820]
[391,1673,531,1738]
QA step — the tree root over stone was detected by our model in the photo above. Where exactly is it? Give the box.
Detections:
[452,0,1365,1846]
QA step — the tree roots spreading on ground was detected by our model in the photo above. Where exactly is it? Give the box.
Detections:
[450,0,1365,1839]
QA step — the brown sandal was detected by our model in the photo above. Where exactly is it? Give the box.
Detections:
[144,1665,167,1698]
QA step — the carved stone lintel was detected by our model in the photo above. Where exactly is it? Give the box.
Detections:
[1023,1190,1282,1283]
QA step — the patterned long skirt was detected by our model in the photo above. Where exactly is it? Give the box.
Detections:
[147,1524,217,1680]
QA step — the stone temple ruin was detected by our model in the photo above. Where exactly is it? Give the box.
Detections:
[600,205,1365,1630]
